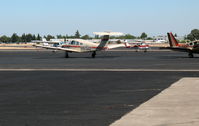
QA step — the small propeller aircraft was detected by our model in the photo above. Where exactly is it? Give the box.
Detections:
[131,42,150,52]
[34,32,130,58]
[162,32,199,58]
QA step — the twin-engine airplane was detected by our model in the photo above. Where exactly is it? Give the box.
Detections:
[34,32,129,58]
[163,32,199,58]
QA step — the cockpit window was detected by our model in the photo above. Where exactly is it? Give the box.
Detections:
[69,41,83,45]
[71,41,75,45]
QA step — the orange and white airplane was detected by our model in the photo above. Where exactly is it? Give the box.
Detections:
[34,32,130,58]
[163,32,199,58]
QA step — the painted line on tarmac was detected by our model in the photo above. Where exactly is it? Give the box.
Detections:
[0,69,199,72]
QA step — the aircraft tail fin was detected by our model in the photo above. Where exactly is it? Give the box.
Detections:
[124,42,131,48]
[97,35,110,49]
[94,32,124,50]
[167,32,179,47]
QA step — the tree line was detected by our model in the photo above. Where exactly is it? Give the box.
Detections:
[0,30,151,43]
[0,33,42,43]
[1,29,199,43]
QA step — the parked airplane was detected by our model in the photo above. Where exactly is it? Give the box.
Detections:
[32,38,66,47]
[163,32,199,58]
[34,32,129,58]
[126,42,149,52]
[133,42,150,52]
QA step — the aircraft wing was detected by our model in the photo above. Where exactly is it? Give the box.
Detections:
[107,44,125,49]
[160,47,191,52]
[56,47,81,52]
[34,45,59,50]
[94,32,124,36]
[33,45,81,52]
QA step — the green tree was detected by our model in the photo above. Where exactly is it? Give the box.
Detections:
[65,34,69,39]
[140,32,147,40]
[21,33,27,42]
[26,34,33,42]
[187,29,199,41]
[187,34,194,41]
[45,35,55,41]
[11,33,19,43]
[36,34,41,40]
[75,30,81,38]
[147,37,153,40]
[32,34,36,40]
[81,35,90,39]
[57,34,63,39]
[0,35,10,43]
[124,34,136,39]
[112,34,136,39]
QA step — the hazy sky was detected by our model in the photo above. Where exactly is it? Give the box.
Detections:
[0,0,198,36]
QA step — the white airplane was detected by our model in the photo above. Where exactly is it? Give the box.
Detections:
[34,32,130,58]
[32,38,66,47]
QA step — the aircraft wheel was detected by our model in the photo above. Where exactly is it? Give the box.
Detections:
[65,52,69,58]
[188,52,194,58]
[52,50,57,53]
[92,51,96,58]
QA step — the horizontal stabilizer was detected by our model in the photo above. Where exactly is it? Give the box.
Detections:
[93,32,124,36]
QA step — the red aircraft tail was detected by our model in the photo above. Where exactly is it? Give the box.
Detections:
[167,32,179,47]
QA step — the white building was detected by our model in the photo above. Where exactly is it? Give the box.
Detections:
[154,36,167,43]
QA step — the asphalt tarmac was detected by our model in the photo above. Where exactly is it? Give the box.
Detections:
[0,49,199,126]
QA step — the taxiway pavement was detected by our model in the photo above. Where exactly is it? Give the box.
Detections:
[0,49,199,126]
[110,78,199,126]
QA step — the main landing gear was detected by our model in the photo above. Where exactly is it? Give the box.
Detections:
[65,52,69,58]
[188,51,194,58]
[64,51,96,58]
[52,50,57,53]
[92,51,96,58]
[188,52,194,58]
